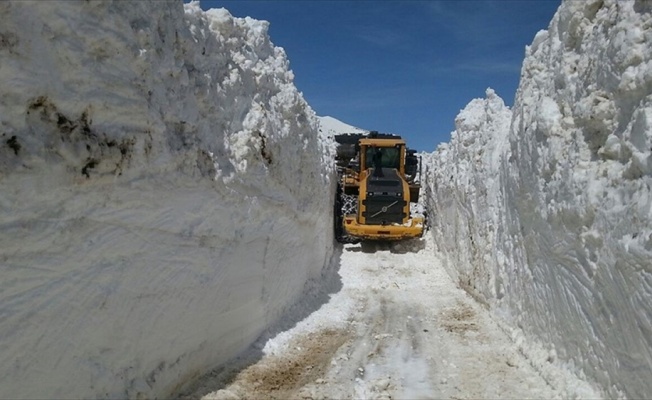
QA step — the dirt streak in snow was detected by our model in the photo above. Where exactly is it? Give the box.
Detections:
[193,237,572,399]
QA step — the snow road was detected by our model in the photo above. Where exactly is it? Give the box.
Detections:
[184,236,578,399]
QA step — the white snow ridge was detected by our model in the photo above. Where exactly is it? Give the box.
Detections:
[425,0,652,398]
[1,2,334,398]
[2,0,652,399]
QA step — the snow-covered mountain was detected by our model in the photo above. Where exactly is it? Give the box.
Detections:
[0,2,335,398]
[318,115,368,137]
[425,1,652,397]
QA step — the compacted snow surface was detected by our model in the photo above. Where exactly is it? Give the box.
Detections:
[185,237,595,399]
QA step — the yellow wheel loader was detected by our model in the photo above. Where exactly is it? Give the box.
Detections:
[334,131,424,243]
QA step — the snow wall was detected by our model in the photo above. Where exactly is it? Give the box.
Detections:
[0,1,335,398]
[425,0,652,397]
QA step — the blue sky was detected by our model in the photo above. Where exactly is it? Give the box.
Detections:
[199,1,561,151]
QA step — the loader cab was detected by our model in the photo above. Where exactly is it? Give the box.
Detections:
[358,138,406,178]
[364,146,401,170]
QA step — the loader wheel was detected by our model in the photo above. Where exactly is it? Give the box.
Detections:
[340,193,357,216]
[334,185,360,244]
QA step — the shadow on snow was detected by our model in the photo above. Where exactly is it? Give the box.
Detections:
[176,243,344,399]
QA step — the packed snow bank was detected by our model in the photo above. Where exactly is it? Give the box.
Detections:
[424,88,512,304]
[426,0,652,397]
[0,1,334,398]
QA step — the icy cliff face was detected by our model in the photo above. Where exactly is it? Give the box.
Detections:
[0,1,334,398]
[426,0,652,397]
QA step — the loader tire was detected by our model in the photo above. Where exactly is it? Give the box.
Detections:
[334,184,360,244]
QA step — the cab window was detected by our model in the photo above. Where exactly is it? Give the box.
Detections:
[365,146,401,169]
